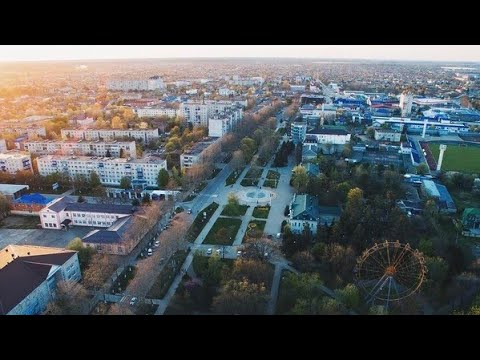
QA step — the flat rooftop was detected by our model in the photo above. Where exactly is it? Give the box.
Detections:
[37,154,165,164]
[0,184,29,195]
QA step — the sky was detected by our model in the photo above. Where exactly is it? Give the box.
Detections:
[0,45,479,62]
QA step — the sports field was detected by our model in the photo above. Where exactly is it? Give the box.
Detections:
[429,143,480,173]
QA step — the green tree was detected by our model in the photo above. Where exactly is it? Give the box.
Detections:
[416,163,429,176]
[119,176,131,190]
[45,281,90,315]
[157,168,170,189]
[426,256,449,284]
[66,238,96,270]
[292,165,308,193]
[89,171,101,188]
[366,127,375,139]
[334,283,361,310]
[212,278,269,315]
[418,238,434,257]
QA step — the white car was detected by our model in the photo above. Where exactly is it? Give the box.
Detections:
[130,297,138,306]
[206,248,213,255]
[237,250,242,257]
[154,240,160,247]
[147,248,153,256]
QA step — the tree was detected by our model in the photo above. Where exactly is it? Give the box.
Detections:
[292,165,308,193]
[157,169,170,189]
[230,259,274,288]
[0,194,11,220]
[45,281,90,315]
[231,149,245,171]
[66,238,95,271]
[212,278,269,315]
[334,283,361,310]
[426,256,449,284]
[366,127,375,139]
[291,250,316,273]
[416,163,429,176]
[82,253,118,290]
[277,272,325,314]
[119,176,131,190]
[90,171,101,188]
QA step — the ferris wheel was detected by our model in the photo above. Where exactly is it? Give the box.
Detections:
[355,241,427,309]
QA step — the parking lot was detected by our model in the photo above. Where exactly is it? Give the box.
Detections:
[0,227,92,249]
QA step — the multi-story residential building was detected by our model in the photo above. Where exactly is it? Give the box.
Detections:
[229,77,264,86]
[0,152,32,174]
[219,88,236,96]
[61,128,159,143]
[0,125,47,139]
[180,138,220,171]
[0,139,6,153]
[305,128,351,145]
[37,155,167,187]
[107,76,165,91]
[374,128,402,142]
[179,100,243,127]
[39,196,134,230]
[0,245,81,315]
[399,92,413,117]
[68,114,95,127]
[208,109,243,137]
[25,140,137,159]
[291,122,308,144]
[290,85,306,92]
[288,194,341,234]
[134,106,177,118]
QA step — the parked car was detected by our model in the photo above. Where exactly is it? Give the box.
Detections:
[237,250,242,257]
[130,297,138,306]
[147,248,153,256]
[187,208,192,214]
[206,248,213,255]
[154,240,160,247]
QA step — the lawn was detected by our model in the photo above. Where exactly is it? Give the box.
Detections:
[429,143,480,173]
[226,167,245,186]
[221,204,249,217]
[146,249,189,299]
[110,265,136,294]
[194,181,208,193]
[243,220,267,241]
[0,215,40,229]
[186,202,219,242]
[263,179,278,188]
[276,269,295,315]
[203,217,242,245]
[245,167,263,179]
[266,170,280,180]
[252,205,271,219]
[240,178,259,186]
[184,193,197,202]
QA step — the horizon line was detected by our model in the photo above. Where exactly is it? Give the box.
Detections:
[1,56,479,63]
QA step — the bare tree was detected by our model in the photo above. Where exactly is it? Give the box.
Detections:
[83,253,119,290]
[45,281,90,315]
[242,236,280,262]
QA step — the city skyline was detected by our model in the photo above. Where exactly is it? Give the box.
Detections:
[0,45,480,62]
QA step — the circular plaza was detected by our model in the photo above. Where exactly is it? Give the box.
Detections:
[235,187,277,206]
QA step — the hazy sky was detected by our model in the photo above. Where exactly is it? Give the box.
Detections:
[0,45,479,62]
